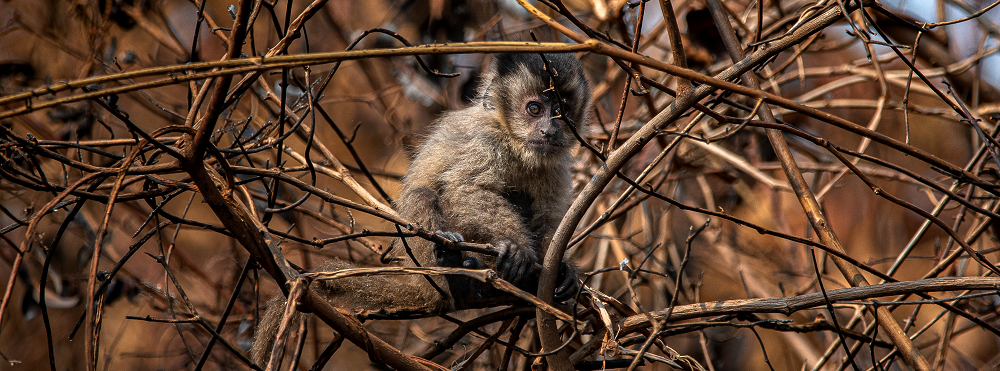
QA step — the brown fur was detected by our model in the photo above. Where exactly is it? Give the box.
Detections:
[250,53,591,366]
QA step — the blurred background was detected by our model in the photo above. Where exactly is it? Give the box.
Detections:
[2,0,1000,370]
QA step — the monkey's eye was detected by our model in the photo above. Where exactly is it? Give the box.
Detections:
[553,105,563,116]
[526,102,543,116]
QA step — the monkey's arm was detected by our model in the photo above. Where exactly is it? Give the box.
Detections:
[395,187,466,268]
[441,183,540,287]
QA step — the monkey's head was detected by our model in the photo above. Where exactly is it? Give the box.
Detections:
[478,53,592,165]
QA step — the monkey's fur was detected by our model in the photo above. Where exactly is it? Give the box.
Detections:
[251,53,591,366]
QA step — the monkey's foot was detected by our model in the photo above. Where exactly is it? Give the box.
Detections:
[554,262,581,302]
[462,257,481,268]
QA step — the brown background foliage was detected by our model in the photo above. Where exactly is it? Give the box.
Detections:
[2,0,1000,370]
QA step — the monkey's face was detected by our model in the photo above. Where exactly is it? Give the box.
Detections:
[516,93,572,156]
[491,70,589,162]
[482,53,592,164]
[493,80,578,163]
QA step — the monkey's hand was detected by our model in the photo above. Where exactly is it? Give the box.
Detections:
[435,230,464,243]
[433,230,465,267]
[495,240,538,288]
[553,262,581,302]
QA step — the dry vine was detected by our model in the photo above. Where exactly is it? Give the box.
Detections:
[1,0,1000,370]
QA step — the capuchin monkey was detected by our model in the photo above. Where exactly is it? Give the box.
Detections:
[251,53,591,365]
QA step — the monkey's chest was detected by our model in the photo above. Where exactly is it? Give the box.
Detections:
[501,189,535,224]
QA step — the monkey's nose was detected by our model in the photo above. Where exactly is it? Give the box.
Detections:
[539,120,563,137]
[539,127,562,139]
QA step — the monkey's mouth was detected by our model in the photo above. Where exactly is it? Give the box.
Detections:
[527,139,563,154]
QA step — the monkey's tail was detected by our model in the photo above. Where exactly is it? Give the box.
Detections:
[249,295,302,367]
